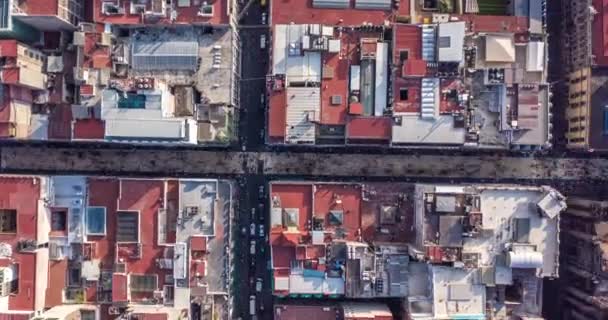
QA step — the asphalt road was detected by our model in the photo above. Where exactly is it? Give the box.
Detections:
[235,1,273,319]
[237,0,269,151]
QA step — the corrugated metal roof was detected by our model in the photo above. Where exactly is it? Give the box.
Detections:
[528,0,543,34]
[312,0,349,8]
[273,25,322,84]
[131,40,198,71]
[421,25,436,61]
[285,86,320,144]
[0,0,9,30]
[526,41,544,72]
[374,42,388,116]
[105,119,185,140]
[354,0,392,10]
[421,78,439,119]
[0,314,32,320]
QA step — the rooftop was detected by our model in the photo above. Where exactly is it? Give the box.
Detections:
[0,175,233,320]
[409,183,564,319]
[270,0,407,26]
[74,25,235,144]
[269,182,417,298]
[93,0,229,26]
[269,181,564,319]
[274,302,394,320]
[592,0,608,66]
[266,6,551,149]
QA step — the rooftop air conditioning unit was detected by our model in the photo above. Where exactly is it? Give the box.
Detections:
[185,206,199,217]
[331,95,342,105]
[49,243,64,260]
[157,258,173,269]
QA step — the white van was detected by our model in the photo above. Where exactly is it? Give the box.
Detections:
[250,295,256,315]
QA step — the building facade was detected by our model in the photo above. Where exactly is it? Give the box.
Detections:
[560,197,608,320]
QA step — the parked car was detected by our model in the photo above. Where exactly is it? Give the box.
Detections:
[250,240,256,255]
[250,223,256,236]
[259,224,265,238]
[261,12,267,24]
[258,203,265,221]
[256,278,263,292]
[260,34,266,49]
[258,185,265,199]
[251,207,256,220]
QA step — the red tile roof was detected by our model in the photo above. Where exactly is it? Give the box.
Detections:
[272,245,295,269]
[21,0,58,15]
[313,184,362,241]
[112,274,128,302]
[457,15,529,33]
[270,231,300,246]
[0,177,40,311]
[1,68,20,86]
[271,0,394,26]
[73,119,105,140]
[349,103,363,115]
[114,180,170,301]
[402,59,427,77]
[268,90,286,139]
[83,32,111,69]
[88,178,119,267]
[190,236,207,252]
[92,55,111,69]
[270,184,313,233]
[0,40,18,57]
[306,245,326,260]
[0,314,32,320]
[131,314,168,320]
[45,259,68,308]
[393,78,421,113]
[346,117,392,140]
[593,0,608,65]
[274,305,340,320]
[80,84,94,96]
[320,31,361,125]
[321,51,349,125]
[48,104,72,140]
